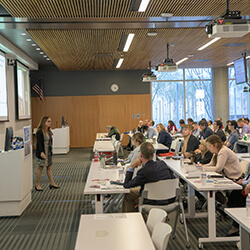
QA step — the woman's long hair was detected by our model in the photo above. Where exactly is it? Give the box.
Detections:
[206,135,223,165]
[200,140,209,159]
[157,123,166,132]
[37,116,53,135]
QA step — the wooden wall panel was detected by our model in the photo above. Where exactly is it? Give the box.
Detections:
[31,94,151,148]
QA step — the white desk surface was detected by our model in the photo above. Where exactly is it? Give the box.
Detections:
[84,161,129,195]
[236,153,250,161]
[163,159,242,247]
[75,213,155,250]
[93,141,114,152]
[238,139,250,144]
[146,140,168,151]
[163,159,242,192]
[225,208,250,234]
[96,133,110,141]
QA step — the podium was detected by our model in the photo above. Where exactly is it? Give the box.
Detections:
[52,127,70,154]
[0,149,32,216]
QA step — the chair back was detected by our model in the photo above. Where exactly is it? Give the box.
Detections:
[240,160,249,175]
[152,222,172,250]
[146,208,167,235]
[120,133,123,142]
[143,179,179,200]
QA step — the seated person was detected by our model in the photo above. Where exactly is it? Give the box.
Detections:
[199,120,213,139]
[122,142,175,212]
[167,120,177,134]
[146,120,157,139]
[137,120,145,133]
[182,125,200,159]
[202,135,241,180]
[226,172,250,236]
[225,120,239,150]
[192,122,200,138]
[237,118,250,153]
[208,120,213,130]
[156,123,172,152]
[106,125,120,140]
[213,120,226,142]
[178,119,185,133]
[187,118,194,126]
[194,140,213,164]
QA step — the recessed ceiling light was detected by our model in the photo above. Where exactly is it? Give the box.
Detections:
[227,62,234,66]
[43,55,47,57]
[138,0,150,12]
[161,13,173,17]
[26,39,32,42]
[198,37,221,50]
[176,57,188,65]
[36,48,41,51]
[187,54,194,57]
[32,44,36,46]
[147,32,157,36]
[116,58,124,68]
[21,33,26,36]
[170,43,175,47]
[46,58,50,60]
[246,56,250,60]
[123,34,135,52]
[40,52,44,54]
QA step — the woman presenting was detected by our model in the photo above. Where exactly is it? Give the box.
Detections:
[35,116,59,191]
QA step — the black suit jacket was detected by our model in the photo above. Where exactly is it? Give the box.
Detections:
[36,130,53,159]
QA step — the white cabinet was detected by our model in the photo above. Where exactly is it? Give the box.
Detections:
[0,149,32,216]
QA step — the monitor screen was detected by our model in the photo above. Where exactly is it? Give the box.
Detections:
[234,57,247,85]
[15,61,31,120]
[0,51,8,121]
[4,126,13,151]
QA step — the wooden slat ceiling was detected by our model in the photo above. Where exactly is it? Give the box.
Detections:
[1,0,250,70]
[2,0,250,18]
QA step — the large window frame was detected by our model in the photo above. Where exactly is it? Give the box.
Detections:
[152,68,213,128]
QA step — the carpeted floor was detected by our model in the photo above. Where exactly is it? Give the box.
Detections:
[0,148,239,250]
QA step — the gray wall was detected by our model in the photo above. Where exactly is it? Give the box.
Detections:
[212,67,229,122]
[30,66,150,97]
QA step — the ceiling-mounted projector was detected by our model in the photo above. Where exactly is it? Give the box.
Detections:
[205,3,250,38]
[141,61,157,82]
[155,44,178,72]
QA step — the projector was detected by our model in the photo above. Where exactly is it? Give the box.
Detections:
[141,72,157,82]
[206,13,250,38]
[156,59,178,72]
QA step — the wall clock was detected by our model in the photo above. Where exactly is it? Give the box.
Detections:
[111,83,119,92]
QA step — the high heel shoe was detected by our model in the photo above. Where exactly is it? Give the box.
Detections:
[49,184,60,189]
[35,187,43,192]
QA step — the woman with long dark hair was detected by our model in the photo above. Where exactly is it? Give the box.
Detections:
[35,116,59,191]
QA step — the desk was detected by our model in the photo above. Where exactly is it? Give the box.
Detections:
[84,161,130,213]
[236,153,250,161]
[93,141,114,152]
[75,213,155,250]
[163,159,242,248]
[96,133,110,141]
[225,208,250,250]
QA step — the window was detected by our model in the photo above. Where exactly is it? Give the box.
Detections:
[152,68,213,128]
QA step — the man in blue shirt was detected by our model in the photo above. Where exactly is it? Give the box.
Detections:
[199,120,213,139]
[122,142,175,212]
[237,118,250,137]
[146,120,157,139]
[225,120,239,150]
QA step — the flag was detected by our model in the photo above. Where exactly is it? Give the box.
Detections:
[32,80,44,102]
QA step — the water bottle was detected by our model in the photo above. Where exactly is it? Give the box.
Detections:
[246,193,250,217]
[180,156,184,170]
[119,168,124,182]
[94,150,99,162]
[113,150,117,166]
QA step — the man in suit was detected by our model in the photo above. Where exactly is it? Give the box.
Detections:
[122,142,175,212]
